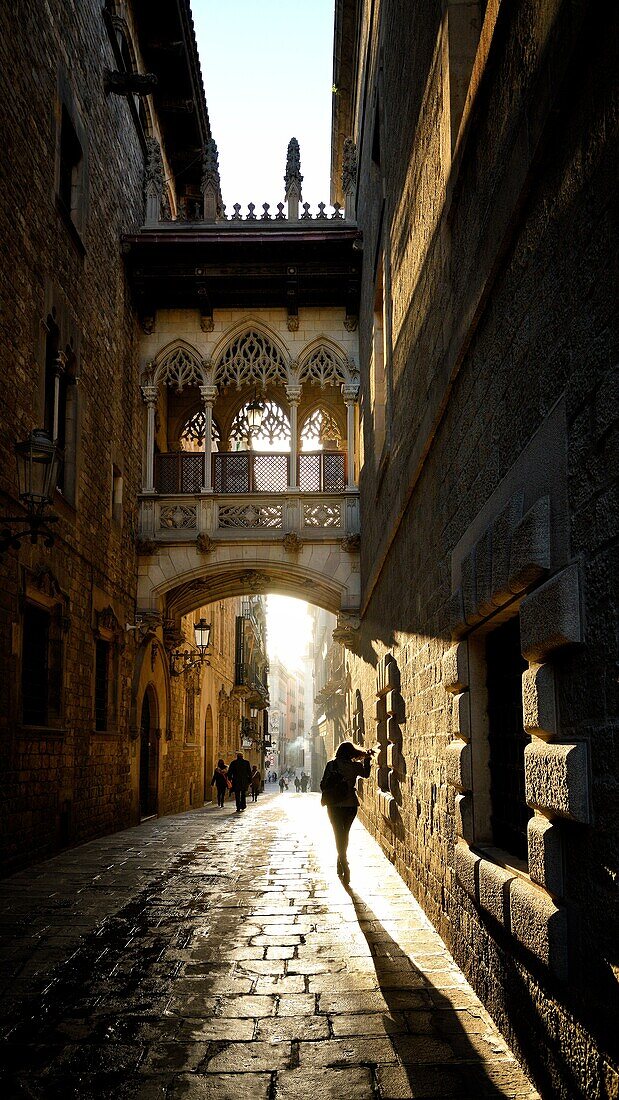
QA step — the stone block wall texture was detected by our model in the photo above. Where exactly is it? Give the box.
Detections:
[0,0,144,871]
[349,1,618,1097]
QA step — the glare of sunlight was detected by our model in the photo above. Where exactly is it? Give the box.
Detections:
[266,595,312,669]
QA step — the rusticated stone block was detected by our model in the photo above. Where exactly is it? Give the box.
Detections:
[451,692,470,740]
[379,789,397,821]
[524,741,590,823]
[443,642,469,693]
[510,878,568,980]
[520,564,582,661]
[508,495,551,593]
[375,696,387,723]
[455,792,474,841]
[387,715,402,745]
[475,527,494,615]
[387,743,405,773]
[461,550,477,623]
[478,860,516,927]
[446,587,467,638]
[455,840,479,899]
[491,492,525,602]
[385,689,404,719]
[522,663,557,740]
[445,739,472,792]
[527,814,564,896]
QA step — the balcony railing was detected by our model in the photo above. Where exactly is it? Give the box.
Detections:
[153,451,346,495]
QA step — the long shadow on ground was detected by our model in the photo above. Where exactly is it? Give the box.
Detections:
[346,887,537,1100]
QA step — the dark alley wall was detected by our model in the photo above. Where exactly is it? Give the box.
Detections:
[344,1,618,1096]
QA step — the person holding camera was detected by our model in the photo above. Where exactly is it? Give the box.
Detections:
[320,740,374,884]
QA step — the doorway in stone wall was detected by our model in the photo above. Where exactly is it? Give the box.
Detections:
[139,686,159,819]
[204,704,213,803]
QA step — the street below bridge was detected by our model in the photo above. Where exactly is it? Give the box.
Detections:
[0,793,539,1099]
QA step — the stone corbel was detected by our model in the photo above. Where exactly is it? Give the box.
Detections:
[332,612,360,650]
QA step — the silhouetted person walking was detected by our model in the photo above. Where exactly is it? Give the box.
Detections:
[211,759,230,807]
[320,741,373,884]
[228,752,252,812]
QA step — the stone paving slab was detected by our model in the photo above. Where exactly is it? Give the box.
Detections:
[0,794,541,1099]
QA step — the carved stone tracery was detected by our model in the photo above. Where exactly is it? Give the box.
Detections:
[215,330,289,390]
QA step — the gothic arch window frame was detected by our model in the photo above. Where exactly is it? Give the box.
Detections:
[151,341,207,393]
[299,403,346,448]
[213,325,290,391]
[178,405,222,449]
[297,340,354,389]
[229,396,292,448]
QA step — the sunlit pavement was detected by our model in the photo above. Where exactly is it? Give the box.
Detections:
[0,793,540,1099]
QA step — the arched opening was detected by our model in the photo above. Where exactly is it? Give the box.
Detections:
[204,703,213,802]
[139,685,159,819]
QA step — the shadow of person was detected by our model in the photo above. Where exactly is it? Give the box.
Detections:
[345,887,532,1099]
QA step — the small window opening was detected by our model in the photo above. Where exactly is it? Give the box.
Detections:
[112,465,123,525]
[486,617,532,862]
[22,605,50,726]
[58,107,83,224]
[95,638,110,731]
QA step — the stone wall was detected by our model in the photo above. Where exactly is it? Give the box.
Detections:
[346,1,618,1096]
[0,0,144,871]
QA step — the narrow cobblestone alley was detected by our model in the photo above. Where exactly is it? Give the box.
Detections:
[0,793,539,1100]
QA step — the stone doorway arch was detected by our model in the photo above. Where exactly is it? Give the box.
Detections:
[139,684,160,819]
[204,703,214,803]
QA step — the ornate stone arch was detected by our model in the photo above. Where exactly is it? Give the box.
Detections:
[213,324,291,390]
[300,404,345,447]
[297,340,356,389]
[151,341,208,392]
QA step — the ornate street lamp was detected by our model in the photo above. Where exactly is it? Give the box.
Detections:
[246,395,265,433]
[0,430,60,553]
[169,618,212,676]
[193,617,212,657]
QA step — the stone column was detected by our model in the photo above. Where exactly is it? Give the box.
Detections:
[286,385,302,491]
[342,385,359,490]
[141,383,158,493]
[200,384,218,492]
[51,351,67,442]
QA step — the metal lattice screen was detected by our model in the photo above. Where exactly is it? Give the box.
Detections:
[213,454,250,493]
[253,454,289,492]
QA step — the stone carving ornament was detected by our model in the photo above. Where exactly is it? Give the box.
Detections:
[215,330,288,390]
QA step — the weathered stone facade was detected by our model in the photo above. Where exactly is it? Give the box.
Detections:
[333,1,618,1096]
[0,0,211,873]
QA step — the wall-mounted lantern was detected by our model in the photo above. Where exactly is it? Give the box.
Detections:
[0,430,60,553]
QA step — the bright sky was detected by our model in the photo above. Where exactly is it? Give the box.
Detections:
[266,595,313,671]
[191,3,331,663]
[191,0,335,211]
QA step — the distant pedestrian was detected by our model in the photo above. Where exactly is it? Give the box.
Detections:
[250,765,261,802]
[211,759,230,807]
[227,752,252,812]
[294,775,301,793]
[279,776,286,793]
[272,771,277,782]
[300,772,309,792]
[320,741,374,884]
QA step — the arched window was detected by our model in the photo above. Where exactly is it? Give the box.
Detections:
[179,409,221,451]
[298,345,348,388]
[230,400,291,451]
[300,408,342,451]
[215,330,288,390]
